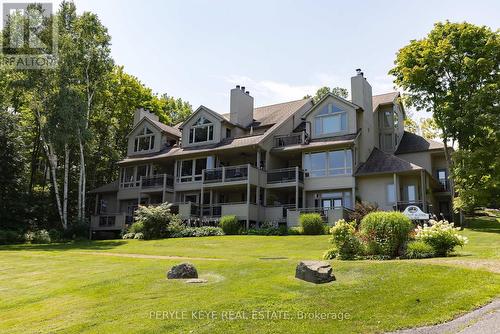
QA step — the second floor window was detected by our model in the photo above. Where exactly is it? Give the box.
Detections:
[304,149,352,177]
[314,103,347,136]
[134,126,155,152]
[189,117,214,143]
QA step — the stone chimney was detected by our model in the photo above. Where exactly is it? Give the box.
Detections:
[351,69,375,162]
[133,108,159,126]
[230,85,254,127]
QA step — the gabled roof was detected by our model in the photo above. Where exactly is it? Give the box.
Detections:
[220,98,312,128]
[118,134,264,164]
[178,105,225,129]
[372,92,400,112]
[395,131,444,154]
[301,93,362,119]
[127,116,181,138]
[89,180,119,194]
[355,148,423,176]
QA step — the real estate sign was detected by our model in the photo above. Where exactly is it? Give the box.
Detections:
[402,205,430,220]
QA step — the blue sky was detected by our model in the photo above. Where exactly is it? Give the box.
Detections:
[67,0,499,116]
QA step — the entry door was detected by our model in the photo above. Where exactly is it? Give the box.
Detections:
[184,194,198,204]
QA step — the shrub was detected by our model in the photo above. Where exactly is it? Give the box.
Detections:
[287,227,302,235]
[405,240,435,259]
[329,219,362,259]
[415,220,468,256]
[323,248,338,260]
[0,229,24,245]
[128,221,144,234]
[219,215,241,235]
[63,220,90,240]
[347,201,379,225]
[248,227,283,236]
[25,229,51,244]
[299,213,325,235]
[165,216,185,237]
[134,202,177,239]
[359,211,413,257]
[48,229,63,242]
[171,226,224,238]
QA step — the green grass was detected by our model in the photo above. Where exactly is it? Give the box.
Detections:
[0,216,499,333]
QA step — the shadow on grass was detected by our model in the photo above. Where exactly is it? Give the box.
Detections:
[465,216,500,234]
[0,240,127,252]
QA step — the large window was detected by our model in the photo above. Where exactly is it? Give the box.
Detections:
[177,156,214,183]
[120,165,155,188]
[134,126,155,152]
[304,149,352,177]
[314,103,347,136]
[189,117,214,143]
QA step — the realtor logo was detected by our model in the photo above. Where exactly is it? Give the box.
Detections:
[1,2,57,69]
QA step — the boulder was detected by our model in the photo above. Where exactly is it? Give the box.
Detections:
[167,263,198,279]
[295,261,335,284]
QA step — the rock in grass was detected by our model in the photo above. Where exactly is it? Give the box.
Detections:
[185,278,208,284]
[295,261,335,284]
[167,263,198,279]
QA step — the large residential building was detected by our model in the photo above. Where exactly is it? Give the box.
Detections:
[89,70,453,235]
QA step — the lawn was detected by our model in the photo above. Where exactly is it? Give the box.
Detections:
[0,216,499,334]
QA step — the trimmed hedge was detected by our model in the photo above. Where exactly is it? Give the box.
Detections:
[299,213,325,235]
[219,215,241,235]
[360,211,413,257]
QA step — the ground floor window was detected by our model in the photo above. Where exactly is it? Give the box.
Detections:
[316,191,352,209]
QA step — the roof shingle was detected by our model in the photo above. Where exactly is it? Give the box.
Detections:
[355,148,423,176]
[395,131,444,154]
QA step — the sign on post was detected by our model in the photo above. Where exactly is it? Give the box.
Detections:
[402,205,429,220]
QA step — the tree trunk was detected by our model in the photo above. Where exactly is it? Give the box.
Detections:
[63,144,70,227]
[79,138,86,222]
[43,141,65,229]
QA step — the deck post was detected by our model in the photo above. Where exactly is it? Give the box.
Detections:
[295,167,299,209]
[246,175,250,230]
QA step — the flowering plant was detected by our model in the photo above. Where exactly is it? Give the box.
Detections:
[415,220,468,256]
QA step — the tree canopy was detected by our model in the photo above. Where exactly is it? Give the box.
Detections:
[390,21,499,212]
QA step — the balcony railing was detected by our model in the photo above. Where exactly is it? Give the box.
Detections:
[90,213,127,230]
[267,167,304,184]
[437,179,450,192]
[141,174,174,189]
[203,165,249,184]
[273,132,304,147]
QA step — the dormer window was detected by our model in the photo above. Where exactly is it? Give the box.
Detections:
[189,116,214,143]
[314,103,347,136]
[134,126,155,152]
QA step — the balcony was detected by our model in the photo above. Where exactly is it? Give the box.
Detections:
[203,164,255,185]
[437,179,450,192]
[267,167,304,185]
[273,132,304,148]
[90,213,127,231]
[140,174,174,190]
[171,202,200,219]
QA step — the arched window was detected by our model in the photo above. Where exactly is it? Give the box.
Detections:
[134,126,155,152]
[314,103,347,135]
[189,116,214,143]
